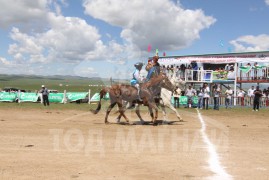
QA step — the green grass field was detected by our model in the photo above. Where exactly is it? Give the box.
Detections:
[0,74,113,94]
[0,101,98,111]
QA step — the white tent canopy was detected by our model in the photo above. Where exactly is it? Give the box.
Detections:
[158,51,269,65]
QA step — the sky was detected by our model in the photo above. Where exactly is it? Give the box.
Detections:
[0,0,269,79]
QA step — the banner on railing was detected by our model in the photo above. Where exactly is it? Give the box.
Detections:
[212,70,236,81]
[0,92,17,102]
[171,96,198,105]
[49,93,65,103]
[19,93,39,102]
[66,92,88,102]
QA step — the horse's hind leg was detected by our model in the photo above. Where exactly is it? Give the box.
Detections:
[148,107,154,123]
[105,102,117,123]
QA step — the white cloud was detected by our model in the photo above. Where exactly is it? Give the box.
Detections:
[7,14,105,64]
[0,57,12,65]
[1,0,128,66]
[0,0,69,29]
[73,66,99,77]
[83,0,216,51]
[0,0,112,65]
[230,34,269,52]
[265,0,269,6]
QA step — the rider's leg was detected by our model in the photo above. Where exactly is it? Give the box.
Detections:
[135,84,142,101]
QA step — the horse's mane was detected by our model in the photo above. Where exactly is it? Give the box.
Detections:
[142,73,164,88]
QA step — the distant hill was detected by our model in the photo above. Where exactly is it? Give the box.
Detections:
[0,74,119,94]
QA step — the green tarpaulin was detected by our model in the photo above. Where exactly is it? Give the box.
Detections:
[0,92,17,102]
[49,93,64,103]
[66,92,88,102]
[171,96,198,105]
[19,93,39,102]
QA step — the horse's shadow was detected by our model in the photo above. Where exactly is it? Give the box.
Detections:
[117,120,185,126]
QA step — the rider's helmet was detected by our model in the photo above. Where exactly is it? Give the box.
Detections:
[134,62,143,71]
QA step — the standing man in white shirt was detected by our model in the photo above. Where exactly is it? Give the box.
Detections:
[237,88,246,106]
[173,86,181,108]
[203,83,210,110]
[247,86,255,97]
[40,85,50,106]
[185,85,196,108]
[197,87,204,109]
[225,86,233,109]
[213,84,221,110]
[247,86,255,105]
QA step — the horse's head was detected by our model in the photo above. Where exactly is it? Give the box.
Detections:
[170,74,186,90]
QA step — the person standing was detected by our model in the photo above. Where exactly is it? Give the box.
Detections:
[247,86,255,105]
[203,83,210,110]
[173,86,181,108]
[40,85,49,106]
[197,87,204,109]
[237,88,246,106]
[191,61,198,80]
[180,64,186,79]
[253,86,262,111]
[213,84,221,110]
[185,85,196,108]
[225,86,233,109]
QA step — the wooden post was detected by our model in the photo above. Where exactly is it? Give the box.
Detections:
[233,63,238,106]
[63,90,67,104]
[88,89,91,104]
[18,90,21,103]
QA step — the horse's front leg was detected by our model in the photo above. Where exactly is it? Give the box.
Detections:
[135,104,145,124]
[105,102,117,124]
[117,101,129,123]
[115,101,128,123]
[167,103,183,121]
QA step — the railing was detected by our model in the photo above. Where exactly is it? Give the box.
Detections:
[171,96,269,108]
[184,70,213,83]
[209,96,269,107]
[238,66,269,81]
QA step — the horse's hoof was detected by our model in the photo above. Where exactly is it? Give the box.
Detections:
[116,118,120,123]
[105,121,110,124]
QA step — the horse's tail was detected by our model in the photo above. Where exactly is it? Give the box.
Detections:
[90,88,108,114]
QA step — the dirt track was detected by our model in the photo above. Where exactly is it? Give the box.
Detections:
[0,107,269,180]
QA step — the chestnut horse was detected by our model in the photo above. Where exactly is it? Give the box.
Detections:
[91,73,167,125]
[116,75,175,123]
